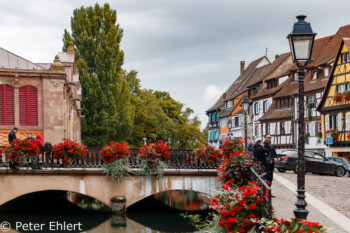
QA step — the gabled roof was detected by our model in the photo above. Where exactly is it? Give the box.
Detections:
[220,94,245,117]
[318,37,350,112]
[273,25,350,98]
[0,47,45,70]
[206,56,267,113]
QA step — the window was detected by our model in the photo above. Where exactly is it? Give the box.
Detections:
[255,103,260,115]
[294,73,298,81]
[329,115,337,130]
[213,113,216,122]
[281,99,285,108]
[337,84,346,92]
[324,68,329,77]
[312,71,317,80]
[318,123,322,134]
[266,123,271,134]
[234,116,240,127]
[276,100,280,109]
[263,101,268,113]
[0,85,15,125]
[281,122,285,135]
[307,96,315,104]
[19,86,38,126]
[341,53,350,64]
[347,83,350,91]
[306,124,310,135]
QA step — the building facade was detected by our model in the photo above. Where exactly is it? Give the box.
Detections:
[0,42,81,146]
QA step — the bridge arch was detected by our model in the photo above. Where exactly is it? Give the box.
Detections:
[0,172,217,208]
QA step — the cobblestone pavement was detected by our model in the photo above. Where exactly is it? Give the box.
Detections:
[272,176,347,232]
[276,170,350,218]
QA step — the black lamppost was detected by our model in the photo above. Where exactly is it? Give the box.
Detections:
[287,15,316,220]
[241,96,252,153]
[194,135,199,148]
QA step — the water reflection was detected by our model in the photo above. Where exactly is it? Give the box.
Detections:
[0,190,208,233]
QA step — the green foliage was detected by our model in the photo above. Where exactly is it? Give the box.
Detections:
[103,159,131,181]
[317,131,323,145]
[305,133,310,145]
[63,3,203,148]
[63,3,133,146]
[137,159,167,177]
[181,212,222,233]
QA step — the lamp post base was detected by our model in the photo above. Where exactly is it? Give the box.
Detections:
[293,189,309,220]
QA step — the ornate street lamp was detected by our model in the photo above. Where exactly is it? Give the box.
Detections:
[227,119,232,130]
[143,137,147,145]
[194,135,199,148]
[240,96,252,153]
[287,15,316,220]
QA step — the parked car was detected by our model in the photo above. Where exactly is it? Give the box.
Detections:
[327,157,350,176]
[275,150,347,177]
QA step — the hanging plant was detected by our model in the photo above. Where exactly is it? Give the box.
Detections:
[333,92,343,103]
[100,141,131,181]
[326,129,340,143]
[344,91,350,102]
[52,139,86,166]
[195,145,222,166]
[316,131,323,145]
[305,133,310,145]
[307,103,312,121]
[137,141,170,177]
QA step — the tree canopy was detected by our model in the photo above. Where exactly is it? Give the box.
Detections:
[63,3,204,148]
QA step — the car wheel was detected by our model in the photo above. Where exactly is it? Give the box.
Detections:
[293,164,299,174]
[277,168,287,173]
[335,167,346,177]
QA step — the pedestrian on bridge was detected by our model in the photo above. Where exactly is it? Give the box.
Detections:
[8,127,18,146]
[33,134,43,170]
[253,140,270,171]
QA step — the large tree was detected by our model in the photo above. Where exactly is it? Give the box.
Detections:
[63,3,134,146]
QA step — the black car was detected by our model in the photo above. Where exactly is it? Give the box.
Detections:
[275,150,347,177]
[327,157,350,176]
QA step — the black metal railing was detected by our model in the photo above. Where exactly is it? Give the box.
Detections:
[249,167,272,219]
[0,148,220,170]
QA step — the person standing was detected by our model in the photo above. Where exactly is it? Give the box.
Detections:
[264,134,277,189]
[26,132,35,141]
[33,134,43,169]
[253,140,270,170]
[247,137,254,156]
[8,127,18,145]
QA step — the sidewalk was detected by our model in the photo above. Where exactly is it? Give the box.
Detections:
[272,174,350,232]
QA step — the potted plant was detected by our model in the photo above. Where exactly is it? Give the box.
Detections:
[195,145,222,166]
[100,141,131,181]
[333,92,343,104]
[52,139,86,166]
[344,91,350,102]
[2,139,40,171]
[326,129,340,143]
[221,137,244,159]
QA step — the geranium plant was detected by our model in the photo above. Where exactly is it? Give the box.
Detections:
[2,139,40,170]
[326,129,340,143]
[251,218,327,233]
[333,92,343,103]
[344,91,350,102]
[100,141,131,181]
[195,145,222,164]
[52,139,86,166]
[137,140,169,177]
[221,138,245,159]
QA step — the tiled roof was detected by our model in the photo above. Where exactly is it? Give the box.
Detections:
[259,103,294,121]
[206,56,266,112]
[0,47,45,70]
[273,25,350,98]
[220,95,245,117]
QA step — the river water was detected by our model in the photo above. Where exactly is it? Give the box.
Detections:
[0,190,210,233]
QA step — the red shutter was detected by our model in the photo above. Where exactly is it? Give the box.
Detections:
[0,86,4,125]
[5,86,14,125]
[19,86,38,126]
[0,85,14,125]
[19,86,28,125]
[29,86,38,126]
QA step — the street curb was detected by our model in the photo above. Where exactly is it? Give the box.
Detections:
[274,174,350,232]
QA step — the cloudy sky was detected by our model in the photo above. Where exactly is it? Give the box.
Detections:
[1,0,350,129]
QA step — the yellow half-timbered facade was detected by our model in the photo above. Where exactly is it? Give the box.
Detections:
[318,38,350,159]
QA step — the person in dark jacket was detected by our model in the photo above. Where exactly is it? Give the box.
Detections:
[8,127,18,145]
[253,140,270,170]
[247,137,254,156]
[26,132,35,141]
[264,134,278,189]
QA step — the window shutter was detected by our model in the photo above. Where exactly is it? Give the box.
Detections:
[0,86,3,125]
[19,86,38,126]
[325,115,329,131]
[338,114,343,131]
[0,85,14,125]
[346,113,350,130]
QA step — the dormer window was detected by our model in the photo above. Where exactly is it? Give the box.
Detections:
[324,68,329,77]
[341,52,350,64]
[267,79,278,90]
[312,71,317,80]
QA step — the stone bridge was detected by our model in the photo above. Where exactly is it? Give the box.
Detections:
[0,169,217,208]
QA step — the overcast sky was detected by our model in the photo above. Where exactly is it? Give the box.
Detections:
[1,0,350,129]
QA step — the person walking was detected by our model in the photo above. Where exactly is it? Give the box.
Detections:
[264,134,278,196]
[26,132,35,141]
[8,127,18,145]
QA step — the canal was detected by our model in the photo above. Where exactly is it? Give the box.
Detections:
[0,190,210,232]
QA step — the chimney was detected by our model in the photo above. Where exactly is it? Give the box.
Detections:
[275,54,280,60]
[222,93,226,101]
[240,61,245,74]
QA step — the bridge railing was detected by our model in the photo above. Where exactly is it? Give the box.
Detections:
[0,148,220,170]
[249,167,272,219]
